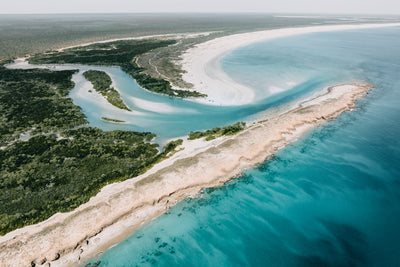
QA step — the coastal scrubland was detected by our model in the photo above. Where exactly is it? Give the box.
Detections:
[0,14,386,265]
[101,117,126,123]
[188,122,246,141]
[0,65,86,146]
[0,81,372,266]
[0,13,357,60]
[0,64,183,235]
[3,14,394,92]
[29,39,206,98]
[83,70,131,111]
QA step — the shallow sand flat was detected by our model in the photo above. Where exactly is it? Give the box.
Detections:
[179,23,400,106]
[0,82,372,267]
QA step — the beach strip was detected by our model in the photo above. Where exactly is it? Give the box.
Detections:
[179,23,400,106]
[0,82,372,267]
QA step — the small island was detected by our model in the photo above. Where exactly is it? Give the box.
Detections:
[28,39,207,98]
[0,16,396,267]
[83,70,131,111]
[0,80,373,266]
[101,117,126,123]
[0,62,185,236]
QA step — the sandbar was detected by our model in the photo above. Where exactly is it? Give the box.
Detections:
[0,22,391,267]
[0,82,372,266]
[178,23,400,106]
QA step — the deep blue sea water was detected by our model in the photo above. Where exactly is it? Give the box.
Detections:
[83,26,400,266]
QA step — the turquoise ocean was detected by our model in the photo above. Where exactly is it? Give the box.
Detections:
[75,26,400,266]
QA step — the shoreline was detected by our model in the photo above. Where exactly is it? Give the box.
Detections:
[56,32,217,52]
[0,82,372,266]
[178,22,400,106]
[0,23,391,266]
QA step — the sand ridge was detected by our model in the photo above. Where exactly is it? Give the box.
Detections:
[0,82,372,267]
[0,23,388,266]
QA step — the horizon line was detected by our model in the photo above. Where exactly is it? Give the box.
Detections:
[0,11,400,16]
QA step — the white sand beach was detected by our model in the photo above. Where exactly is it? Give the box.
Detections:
[0,23,393,266]
[0,81,372,267]
[179,23,400,106]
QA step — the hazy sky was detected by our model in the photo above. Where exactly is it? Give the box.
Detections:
[1,0,400,14]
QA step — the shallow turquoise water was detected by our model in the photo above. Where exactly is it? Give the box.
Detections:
[86,26,400,266]
[60,30,393,144]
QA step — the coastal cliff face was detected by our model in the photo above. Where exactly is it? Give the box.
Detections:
[0,82,372,267]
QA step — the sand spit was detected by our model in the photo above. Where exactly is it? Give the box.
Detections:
[178,23,400,106]
[0,82,372,267]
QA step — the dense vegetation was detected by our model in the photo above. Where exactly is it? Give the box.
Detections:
[0,66,86,146]
[0,66,183,235]
[188,122,246,141]
[1,14,372,60]
[101,117,125,123]
[83,70,131,111]
[28,39,206,98]
[121,61,206,98]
